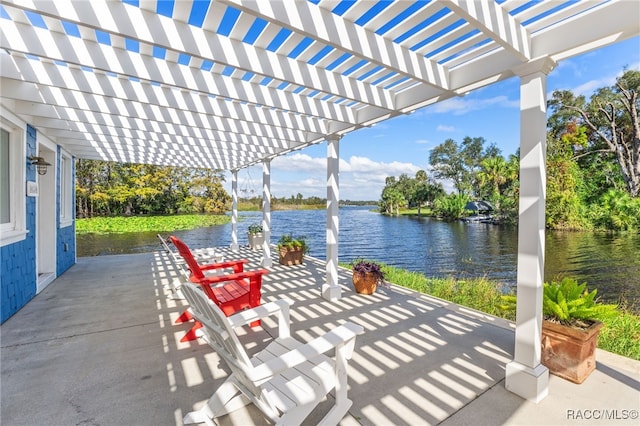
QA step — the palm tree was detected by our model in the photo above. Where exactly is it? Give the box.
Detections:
[380,187,406,215]
[478,156,508,207]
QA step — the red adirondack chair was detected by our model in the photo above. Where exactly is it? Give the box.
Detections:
[169,236,267,341]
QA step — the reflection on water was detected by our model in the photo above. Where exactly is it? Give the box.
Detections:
[77,207,639,310]
[545,232,640,306]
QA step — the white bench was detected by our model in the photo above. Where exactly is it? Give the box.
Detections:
[180,281,364,425]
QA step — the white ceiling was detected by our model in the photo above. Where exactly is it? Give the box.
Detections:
[1,0,638,171]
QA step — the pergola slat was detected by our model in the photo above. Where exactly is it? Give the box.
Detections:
[0,0,635,171]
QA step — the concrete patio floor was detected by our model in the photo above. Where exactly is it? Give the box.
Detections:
[1,246,638,425]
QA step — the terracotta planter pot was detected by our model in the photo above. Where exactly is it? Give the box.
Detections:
[278,247,304,265]
[352,272,378,295]
[541,319,603,384]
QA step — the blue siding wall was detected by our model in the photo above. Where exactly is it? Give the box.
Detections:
[56,224,75,275]
[57,147,75,275]
[1,124,37,323]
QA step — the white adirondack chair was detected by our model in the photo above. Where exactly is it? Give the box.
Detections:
[180,281,364,426]
[157,234,225,301]
[157,234,188,300]
[158,234,222,265]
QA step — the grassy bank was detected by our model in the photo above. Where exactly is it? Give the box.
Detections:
[379,263,516,321]
[343,261,640,360]
[396,207,434,216]
[597,309,640,360]
[237,201,325,211]
[76,214,230,234]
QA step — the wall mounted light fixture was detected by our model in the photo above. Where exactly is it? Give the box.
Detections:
[29,156,51,175]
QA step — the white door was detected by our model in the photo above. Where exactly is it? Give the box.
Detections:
[36,146,56,293]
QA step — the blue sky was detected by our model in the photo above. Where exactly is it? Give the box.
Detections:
[227,36,640,201]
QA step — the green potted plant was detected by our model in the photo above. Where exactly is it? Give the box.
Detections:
[247,223,264,251]
[277,234,308,265]
[351,259,386,295]
[540,277,618,384]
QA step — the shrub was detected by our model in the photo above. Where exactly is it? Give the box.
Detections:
[277,234,309,254]
[543,277,619,325]
[351,259,385,283]
[247,223,263,234]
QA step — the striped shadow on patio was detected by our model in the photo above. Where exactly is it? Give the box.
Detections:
[159,245,515,425]
[1,246,637,425]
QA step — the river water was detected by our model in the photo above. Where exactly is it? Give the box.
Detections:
[77,206,640,310]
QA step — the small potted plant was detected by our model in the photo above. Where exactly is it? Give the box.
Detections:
[540,277,618,384]
[277,234,308,265]
[247,223,264,251]
[351,259,386,295]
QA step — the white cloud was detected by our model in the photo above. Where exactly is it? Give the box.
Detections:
[271,177,325,199]
[571,63,640,96]
[415,139,430,144]
[430,95,518,115]
[229,155,423,201]
[627,61,640,72]
[571,79,605,96]
[436,125,455,132]
[552,61,640,97]
[347,156,420,175]
[555,59,582,78]
[271,153,325,172]
[346,155,381,172]
[343,157,423,200]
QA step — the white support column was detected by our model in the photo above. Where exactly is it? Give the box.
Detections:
[324,135,342,300]
[230,170,239,252]
[505,57,556,403]
[261,159,272,267]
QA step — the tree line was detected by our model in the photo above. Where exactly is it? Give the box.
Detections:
[76,161,373,217]
[238,194,327,210]
[76,161,229,217]
[76,69,638,231]
[235,195,376,211]
[379,69,640,232]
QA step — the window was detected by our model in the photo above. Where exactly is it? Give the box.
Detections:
[0,120,26,246]
[59,153,73,227]
[1,129,9,224]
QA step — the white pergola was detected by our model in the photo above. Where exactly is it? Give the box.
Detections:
[1,0,638,403]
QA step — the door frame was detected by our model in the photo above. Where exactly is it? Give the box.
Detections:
[36,140,56,293]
